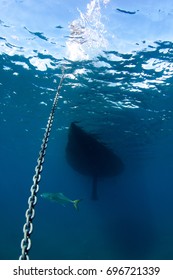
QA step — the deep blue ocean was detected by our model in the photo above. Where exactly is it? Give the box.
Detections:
[1,0,173,260]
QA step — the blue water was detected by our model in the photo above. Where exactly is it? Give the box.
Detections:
[1,0,173,260]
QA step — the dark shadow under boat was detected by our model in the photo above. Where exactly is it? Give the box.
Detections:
[66,122,124,200]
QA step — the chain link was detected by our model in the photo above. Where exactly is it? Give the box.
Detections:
[19,73,65,260]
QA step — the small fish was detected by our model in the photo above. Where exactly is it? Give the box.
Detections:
[40,192,81,211]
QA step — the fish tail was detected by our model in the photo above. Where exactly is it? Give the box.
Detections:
[73,199,81,211]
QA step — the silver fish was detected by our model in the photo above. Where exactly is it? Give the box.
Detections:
[41,192,81,210]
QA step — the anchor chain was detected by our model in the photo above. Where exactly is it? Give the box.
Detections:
[19,73,65,260]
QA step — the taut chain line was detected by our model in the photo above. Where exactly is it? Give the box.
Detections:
[19,73,65,260]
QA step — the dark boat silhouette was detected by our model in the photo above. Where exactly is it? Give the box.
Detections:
[66,122,124,200]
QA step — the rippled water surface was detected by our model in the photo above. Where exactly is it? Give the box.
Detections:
[1,0,173,260]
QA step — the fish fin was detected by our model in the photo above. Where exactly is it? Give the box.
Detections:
[73,199,81,211]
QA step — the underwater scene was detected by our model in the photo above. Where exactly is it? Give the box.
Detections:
[1,0,173,260]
